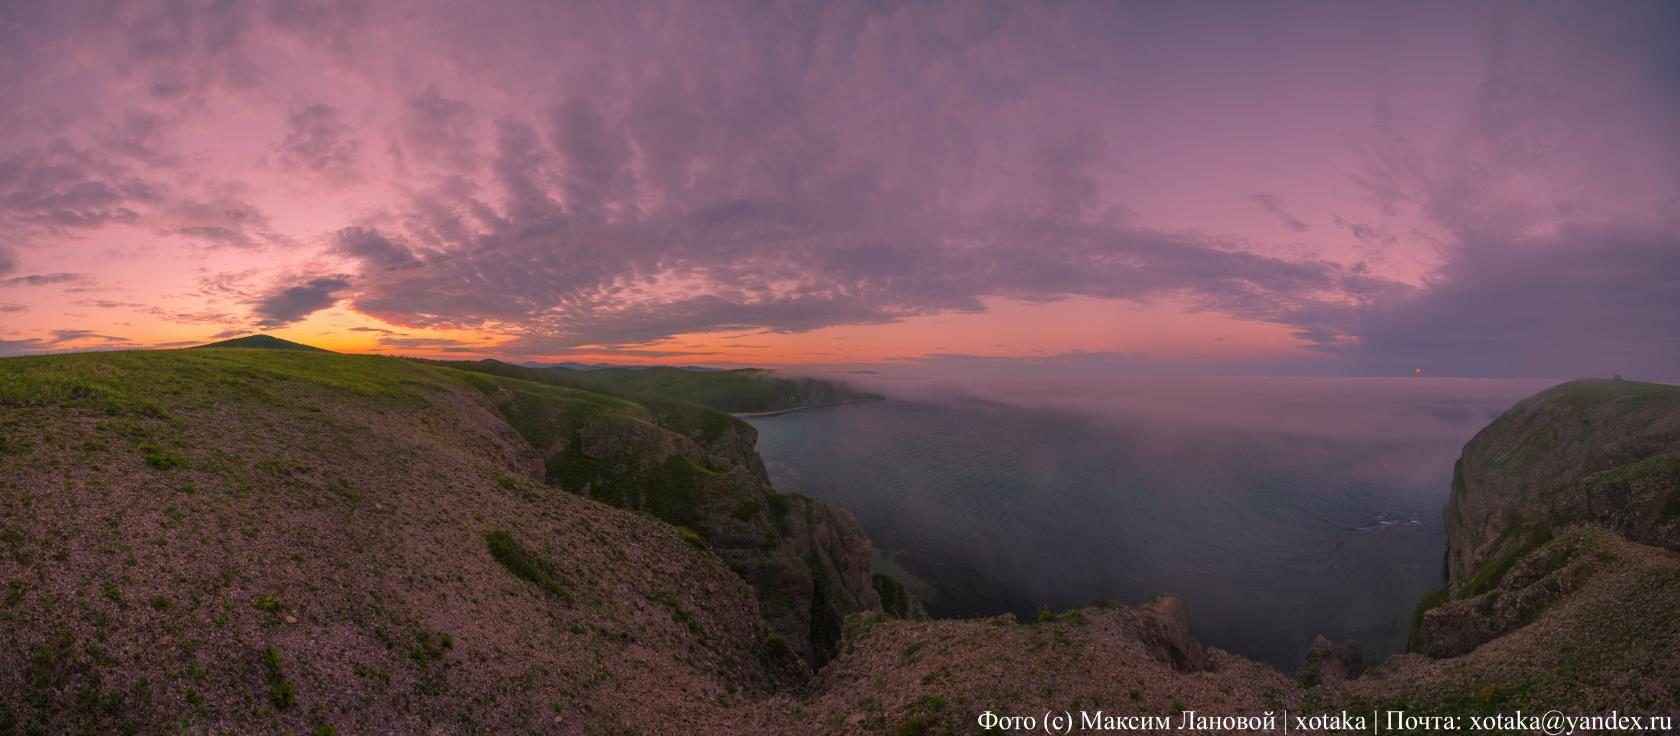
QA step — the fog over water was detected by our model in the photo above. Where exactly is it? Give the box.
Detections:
[746,377,1554,669]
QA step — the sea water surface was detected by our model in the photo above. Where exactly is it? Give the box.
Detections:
[745,377,1551,669]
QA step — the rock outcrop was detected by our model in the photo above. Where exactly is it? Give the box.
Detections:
[1124,596,1210,673]
[1349,526,1680,716]
[1411,527,1615,657]
[1370,378,1680,714]
[1297,635,1364,686]
[457,369,882,669]
[1443,379,1680,593]
[802,596,1294,735]
[871,572,927,620]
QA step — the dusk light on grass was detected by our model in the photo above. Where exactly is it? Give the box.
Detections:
[1,2,1677,734]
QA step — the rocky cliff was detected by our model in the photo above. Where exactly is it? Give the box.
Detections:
[1390,378,1680,714]
[5,351,1677,734]
[1442,379,1680,593]
[447,366,882,668]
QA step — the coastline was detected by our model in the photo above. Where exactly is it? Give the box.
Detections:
[732,397,881,418]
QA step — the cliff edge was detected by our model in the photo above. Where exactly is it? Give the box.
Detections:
[1442,378,1680,594]
[6,352,1677,733]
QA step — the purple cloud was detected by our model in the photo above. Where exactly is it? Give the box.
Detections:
[400,88,480,172]
[0,142,156,233]
[2,273,84,287]
[156,188,280,248]
[333,227,422,271]
[0,1,1672,378]
[1322,224,1680,378]
[275,103,360,179]
[0,328,136,356]
[1250,194,1309,233]
[251,275,354,327]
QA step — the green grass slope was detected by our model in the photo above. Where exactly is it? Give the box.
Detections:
[430,359,753,445]
[7,351,1673,733]
[0,348,791,734]
[433,358,884,667]
[526,363,881,414]
[1349,527,1680,719]
[193,334,333,352]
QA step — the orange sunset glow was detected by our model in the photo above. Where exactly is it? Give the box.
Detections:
[0,0,1674,381]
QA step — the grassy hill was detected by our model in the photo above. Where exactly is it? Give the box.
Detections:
[3,349,1676,733]
[194,333,876,415]
[0,347,880,733]
[2,348,753,733]
[194,335,331,352]
[522,363,881,414]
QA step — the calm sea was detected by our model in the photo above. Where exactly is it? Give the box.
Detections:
[745,377,1551,669]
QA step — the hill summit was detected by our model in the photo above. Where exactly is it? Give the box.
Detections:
[194,334,331,352]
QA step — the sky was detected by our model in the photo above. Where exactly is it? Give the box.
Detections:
[0,0,1676,379]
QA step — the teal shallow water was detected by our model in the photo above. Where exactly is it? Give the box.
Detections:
[746,382,1541,669]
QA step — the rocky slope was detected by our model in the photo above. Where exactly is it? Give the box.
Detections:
[1375,379,1680,717]
[0,349,794,734]
[1441,379,1680,593]
[783,597,1301,735]
[4,352,1677,734]
[1373,526,1680,712]
[439,361,881,667]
